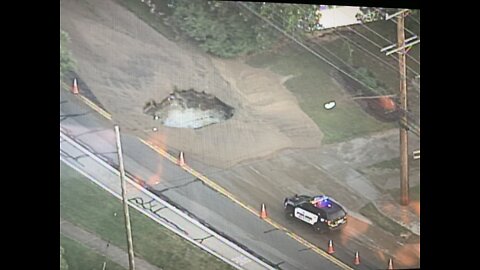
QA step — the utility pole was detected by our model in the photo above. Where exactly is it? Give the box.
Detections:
[397,13,409,206]
[382,10,419,206]
[114,125,136,270]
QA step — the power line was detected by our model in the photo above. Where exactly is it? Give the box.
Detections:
[332,30,403,76]
[282,4,420,77]
[264,5,420,128]
[345,25,420,77]
[355,22,421,66]
[408,14,420,25]
[291,5,420,78]
[265,4,420,95]
[374,7,420,36]
[255,4,395,97]
[238,3,387,97]
[239,3,420,135]
[320,6,420,66]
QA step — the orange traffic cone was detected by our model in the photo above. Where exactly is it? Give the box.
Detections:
[72,78,79,95]
[327,240,335,254]
[353,251,360,265]
[260,203,267,219]
[387,258,393,270]
[178,151,185,166]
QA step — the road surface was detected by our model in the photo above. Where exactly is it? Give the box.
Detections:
[60,90,356,270]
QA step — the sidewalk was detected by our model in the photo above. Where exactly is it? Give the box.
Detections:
[316,129,420,236]
[60,218,162,270]
[373,194,420,236]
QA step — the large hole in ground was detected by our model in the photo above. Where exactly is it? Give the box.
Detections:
[143,88,234,129]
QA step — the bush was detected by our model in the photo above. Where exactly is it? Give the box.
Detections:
[353,67,389,95]
[170,1,277,58]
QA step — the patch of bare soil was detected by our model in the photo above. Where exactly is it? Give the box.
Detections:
[60,0,323,168]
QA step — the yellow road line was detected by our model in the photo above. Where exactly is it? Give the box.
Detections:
[72,93,352,269]
[78,95,112,120]
[140,139,353,270]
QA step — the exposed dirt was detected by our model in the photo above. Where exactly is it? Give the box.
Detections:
[60,0,419,268]
[60,0,323,168]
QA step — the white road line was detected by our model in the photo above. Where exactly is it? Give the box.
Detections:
[60,130,276,270]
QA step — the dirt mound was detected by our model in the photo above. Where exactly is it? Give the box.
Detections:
[60,0,324,168]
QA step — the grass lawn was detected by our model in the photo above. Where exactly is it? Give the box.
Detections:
[369,157,401,170]
[246,45,394,144]
[368,156,420,171]
[359,202,411,237]
[389,184,420,202]
[60,161,235,270]
[60,235,126,270]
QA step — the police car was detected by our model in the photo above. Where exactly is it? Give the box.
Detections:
[284,195,347,232]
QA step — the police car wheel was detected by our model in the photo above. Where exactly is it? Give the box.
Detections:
[284,205,294,218]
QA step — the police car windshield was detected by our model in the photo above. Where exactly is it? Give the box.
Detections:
[327,209,346,220]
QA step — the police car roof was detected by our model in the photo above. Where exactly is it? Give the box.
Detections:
[305,196,344,214]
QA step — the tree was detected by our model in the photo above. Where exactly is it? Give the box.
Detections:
[60,30,75,80]
[60,246,69,270]
[355,7,401,23]
[353,67,389,95]
[169,1,268,58]
[257,3,320,34]
[168,1,326,58]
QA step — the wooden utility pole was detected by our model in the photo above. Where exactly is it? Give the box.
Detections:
[383,9,419,206]
[114,125,136,270]
[397,13,409,206]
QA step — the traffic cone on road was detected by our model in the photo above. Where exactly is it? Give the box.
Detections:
[178,151,185,166]
[72,78,79,95]
[260,203,267,219]
[387,258,393,270]
[353,251,360,265]
[327,240,335,254]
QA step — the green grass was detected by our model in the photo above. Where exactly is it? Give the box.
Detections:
[369,157,401,170]
[369,156,420,170]
[359,202,411,236]
[247,45,394,144]
[60,161,235,270]
[347,21,420,76]
[60,235,126,270]
[389,184,420,202]
[115,0,176,40]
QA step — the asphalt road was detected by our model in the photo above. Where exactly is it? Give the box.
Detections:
[60,89,359,270]
[61,134,275,270]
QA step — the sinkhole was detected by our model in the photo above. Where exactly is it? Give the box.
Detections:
[143,88,234,129]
